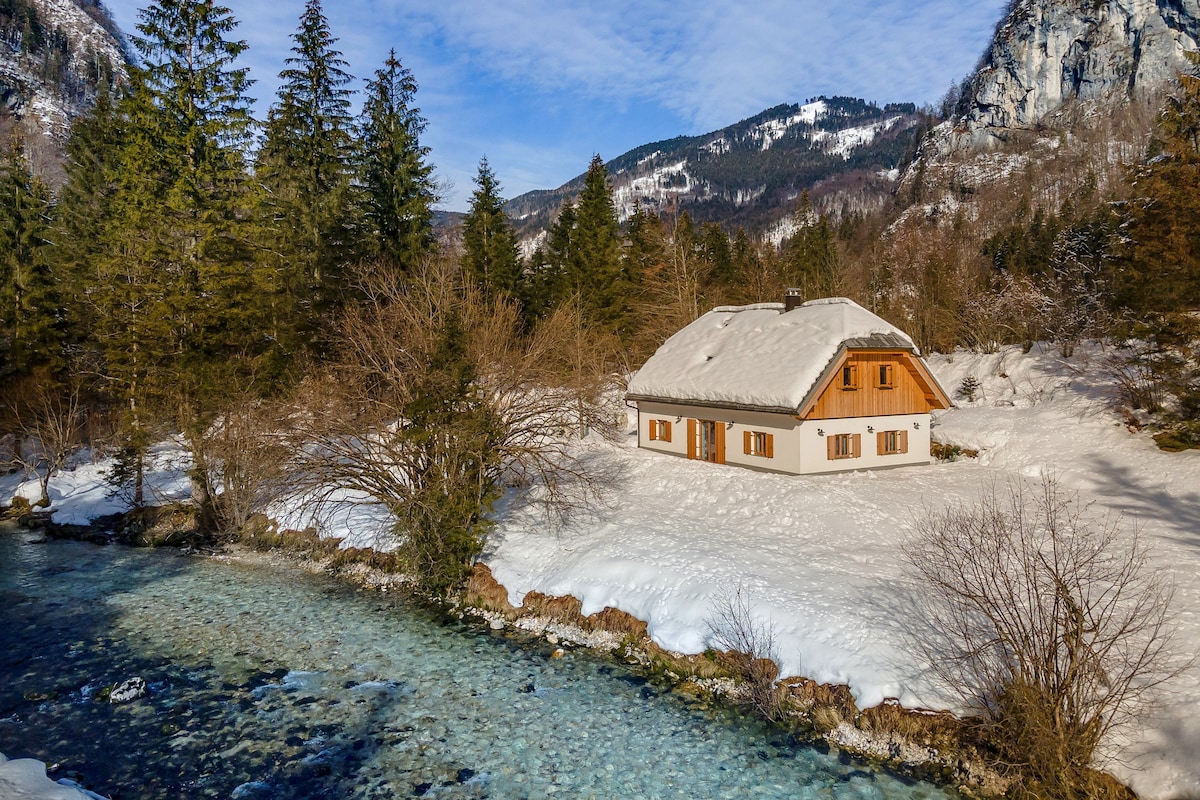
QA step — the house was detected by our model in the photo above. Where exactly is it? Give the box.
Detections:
[625,294,952,474]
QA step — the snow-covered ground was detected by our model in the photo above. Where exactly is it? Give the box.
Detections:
[6,342,1200,798]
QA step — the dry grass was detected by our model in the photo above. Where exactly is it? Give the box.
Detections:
[858,700,963,752]
[463,563,516,615]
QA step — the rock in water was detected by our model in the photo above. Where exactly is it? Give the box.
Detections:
[108,677,146,704]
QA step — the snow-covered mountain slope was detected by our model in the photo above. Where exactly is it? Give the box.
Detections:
[507,96,921,241]
[0,0,128,181]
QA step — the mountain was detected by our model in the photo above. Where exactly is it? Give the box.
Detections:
[0,0,128,182]
[955,0,1200,148]
[895,0,1200,228]
[506,96,926,247]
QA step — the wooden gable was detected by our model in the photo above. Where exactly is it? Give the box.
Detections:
[800,350,951,420]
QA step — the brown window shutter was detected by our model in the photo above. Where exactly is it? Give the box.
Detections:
[663,421,672,442]
[877,430,886,454]
[743,430,752,454]
[649,422,658,441]
[900,429,908,454]
[827,435,836,460]
[852,433,861,458]
[687,419,697,459]
[715,422,726,464]
[765,433,774,458]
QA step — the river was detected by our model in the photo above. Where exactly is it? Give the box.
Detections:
[0,530,954,799]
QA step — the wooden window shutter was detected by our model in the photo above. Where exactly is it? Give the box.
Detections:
[743,430,752,454]
[687,419,697,459]
[876,430,886,454]
[715,422,726,464]
[765,433,774,458]
[899,429,908,454]
[827,435,836,460]
[663,421,672,443]
[852,433,861,458]
[649,421,658,441]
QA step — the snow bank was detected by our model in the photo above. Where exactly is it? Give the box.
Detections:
[493,342,1200,800]
[0,752,108,799]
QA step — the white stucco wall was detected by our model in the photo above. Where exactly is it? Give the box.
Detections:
[636,402,932,475]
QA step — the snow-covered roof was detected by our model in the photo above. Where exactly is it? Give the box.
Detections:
[626,297,918,412]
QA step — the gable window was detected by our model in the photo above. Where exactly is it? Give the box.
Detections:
[840,363,859,390]
[877,429,908,455]
[827,433,861,460]
[876,362,895,389]
[648,419,672,442]
[743,430,774,458]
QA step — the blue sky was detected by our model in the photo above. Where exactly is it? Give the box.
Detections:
[104,1,1010,211]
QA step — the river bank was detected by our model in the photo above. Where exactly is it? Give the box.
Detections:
[0,526,961,800]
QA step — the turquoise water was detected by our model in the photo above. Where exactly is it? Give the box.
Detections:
[0,531,954,799]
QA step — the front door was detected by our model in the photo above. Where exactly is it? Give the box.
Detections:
[687,418,725,464]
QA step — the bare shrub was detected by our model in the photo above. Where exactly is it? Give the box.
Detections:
[192,395,293,538]
[705,583,784,720]
[3,378,84,508]
[903,476,1183,797]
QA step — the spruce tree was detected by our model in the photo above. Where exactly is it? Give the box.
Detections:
[570,155,626,331]
[1119,53,1200,314]
[358,49,436,268]
[0,137,60,377]
[256,0,356,342]
[82,0,267,508]
[461,156,521,299]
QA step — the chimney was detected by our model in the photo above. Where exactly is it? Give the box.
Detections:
[784,288,803,312]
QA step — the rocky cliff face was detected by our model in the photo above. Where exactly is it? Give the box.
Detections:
[961,0,1199,144]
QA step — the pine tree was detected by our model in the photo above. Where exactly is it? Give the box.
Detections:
[461,156,520,299]
[256,0,356,342]
[0,137,60,377]
[358,49,436,268]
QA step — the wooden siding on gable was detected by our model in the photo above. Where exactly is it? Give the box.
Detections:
[805,351,941,420]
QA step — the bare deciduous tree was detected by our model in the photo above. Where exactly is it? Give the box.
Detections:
[903,476,1183,796]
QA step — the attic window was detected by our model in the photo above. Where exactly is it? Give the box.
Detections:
[840,364,859,390]
[877,363,895,389]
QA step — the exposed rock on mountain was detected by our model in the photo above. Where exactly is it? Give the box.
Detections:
[507,96,925,246]
[958,0,1199,145]
[0,0,128,181]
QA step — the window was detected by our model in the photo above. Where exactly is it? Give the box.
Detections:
[743,430,774,458]
[827,433,860,460]
[877,429,908,455]
[876,363,895,389]
[840,363,859,390]
[648,419,672,442]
